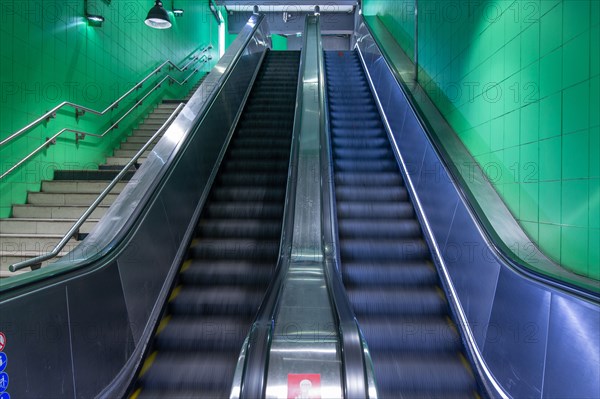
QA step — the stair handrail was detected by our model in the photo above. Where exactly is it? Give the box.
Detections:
[0,62,209,180]
[8,103,186,273]
[0,45,212,149]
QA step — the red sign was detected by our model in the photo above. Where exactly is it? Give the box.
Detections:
[287,374,321,399]
[0,333,5,352]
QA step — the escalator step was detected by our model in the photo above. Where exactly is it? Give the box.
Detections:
[336,201,414,219]
[347,287,447,316]
[155,316,252,351]
[338,219,421,239]
[334,172,402,187]
[211,187,286,201]
[138,352,238,392]
[205,202,283,218]
[339,239,429,261]
[169,286,265,315]
[198,219,282,239]
[342,261,437,287]
[372,354,476,397]
[180,260,273,285]
[357,316,462,353]
[335,186,407,202]
[218,172,288,186]
[190,238,279,260]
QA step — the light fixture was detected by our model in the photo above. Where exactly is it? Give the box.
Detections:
[145,0,172,29]
[84,0,105,27]
[172,0,183,16]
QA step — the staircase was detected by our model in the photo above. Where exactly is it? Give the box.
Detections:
[0,80,204,277]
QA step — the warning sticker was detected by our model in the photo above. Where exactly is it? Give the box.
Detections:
[0,333,5,352]
[287,374,321,399]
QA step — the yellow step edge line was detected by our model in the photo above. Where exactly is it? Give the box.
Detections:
[139,351,158,378]
[458,353,476,378]
[169,285,182,302]
[156,315,171,335]
[129,387,142,399]
[180,259,192,273]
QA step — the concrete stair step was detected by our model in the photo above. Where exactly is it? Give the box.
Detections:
[119,141,156,151]
[0,218,98,234]
[131,128,162,137]
[104,156,147,166]
[113,149,152,158]
[41,180,127,194]
[52,169,135,181]
[123,135,160,145]
[27,192,118,206]
[145,114,172,122]
[1,233,79,253]
[12,205,110,219]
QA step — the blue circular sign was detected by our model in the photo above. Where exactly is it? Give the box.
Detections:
[0,392,9,399]
[0,372,7,393]
[0,353,6,373]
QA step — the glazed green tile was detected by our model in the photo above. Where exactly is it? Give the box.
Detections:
[503,183,521,219]
[562,179,589,226]
[589,230,600,279]
[539,48,563,99]
[520,102,540,143]
[520,181,539,222]
[563,130,590,179]
[520,141,539,182]
[538,136,561,181]
[591,128,600,178]
[563,32,590,88]
[521,22,540,68]
[502,110,521,148]
[540,2,562,56]
[563,0,590,43]
[563,81,590,134]
[539,181,562,223]
[490,116,505,151]
[520,221,540,243]
[539,92,562,139]
[591,77,599,128]
[539,223,561,262]
[590,179,600,228]
[561,226,589,275]
[503,145,521,184]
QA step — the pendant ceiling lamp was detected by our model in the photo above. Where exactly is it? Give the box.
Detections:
[145,0,172,29]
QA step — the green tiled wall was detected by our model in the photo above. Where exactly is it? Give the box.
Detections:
[0,0,218,218]
[364,0,600,279]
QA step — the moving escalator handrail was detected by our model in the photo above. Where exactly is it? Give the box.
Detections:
[356,16,599,300]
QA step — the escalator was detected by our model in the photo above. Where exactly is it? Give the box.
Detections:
[132,50,300,398]
[325,51,479,398]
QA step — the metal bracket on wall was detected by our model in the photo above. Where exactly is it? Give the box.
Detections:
[45,137,56,148]
[75,132,86,143]
[44,111,56,125]
[75,108,86,120]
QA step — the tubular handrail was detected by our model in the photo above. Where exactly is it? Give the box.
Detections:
[8,103,186,272]
[0,45,211,148]
[0,64,207,180]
